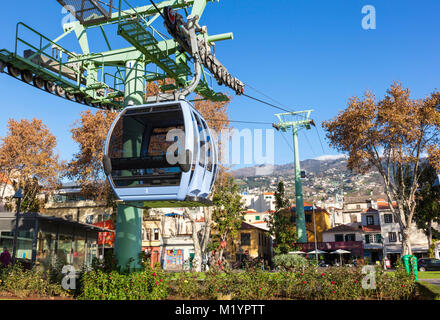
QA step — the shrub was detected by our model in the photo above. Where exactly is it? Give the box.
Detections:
[273,254,308,271]
[0,263,65,298]
[78,267,169,300]
[168,265,417,300]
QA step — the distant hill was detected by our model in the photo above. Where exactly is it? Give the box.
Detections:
[230,156,384,200]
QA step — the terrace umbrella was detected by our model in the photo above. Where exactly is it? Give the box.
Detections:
[307,249,326,255]
[330,249,351,266]
[288,251,306,255]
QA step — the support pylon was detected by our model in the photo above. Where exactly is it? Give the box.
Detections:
[274,110,315,243]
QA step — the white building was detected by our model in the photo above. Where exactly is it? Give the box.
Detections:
[241,192,276,212]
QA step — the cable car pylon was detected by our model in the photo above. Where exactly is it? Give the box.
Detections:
[273,110,315,244]
[0,0,244,271]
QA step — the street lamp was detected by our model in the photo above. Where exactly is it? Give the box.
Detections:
[12,188,23,265]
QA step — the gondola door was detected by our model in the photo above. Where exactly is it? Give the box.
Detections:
[187,110,204,197]
[199,117,216,197]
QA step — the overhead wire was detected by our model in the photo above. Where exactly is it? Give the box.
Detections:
[243,82,293,112]
[242,93,292,113]
[314,122,326,154]
[205,118,273,125]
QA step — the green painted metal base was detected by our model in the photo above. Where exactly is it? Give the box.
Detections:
[114,203,143,272]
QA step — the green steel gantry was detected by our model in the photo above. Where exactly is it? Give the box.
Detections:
[0,0,242,271]
[274,110,315,244]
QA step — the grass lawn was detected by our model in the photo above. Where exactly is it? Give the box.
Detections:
[418,271,440,279]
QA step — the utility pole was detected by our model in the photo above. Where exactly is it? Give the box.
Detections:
[274,110,315,243]
[312,201,318,263]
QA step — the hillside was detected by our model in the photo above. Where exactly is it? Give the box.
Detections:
[230,157,384,201]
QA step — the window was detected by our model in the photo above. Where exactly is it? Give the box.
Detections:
[374,234,382,243]
[384,214,393,224]
[335,234,344,242]
[365,234,372,244]
[241,233,251,246]
[305,214,312,223]
[366,215,374,225]
[154,228,159,241]
[345,234,355,242]
[255,216,260,221]
[85,215,94,224]
[389,232,397,243]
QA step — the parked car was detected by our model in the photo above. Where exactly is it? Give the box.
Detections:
[417,258,440,271]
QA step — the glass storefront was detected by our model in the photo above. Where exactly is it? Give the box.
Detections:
[0,231,33,261]
[72,238,86,270]
[36,232,56,270]
[0,231,14,255]
[57,234,73,266]
[0,213,109,272]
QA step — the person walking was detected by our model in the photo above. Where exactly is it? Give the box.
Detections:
[0,247,11,268]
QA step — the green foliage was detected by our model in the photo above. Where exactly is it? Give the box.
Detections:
[211,176,246,250]
[273,254,308,271]
[268,181,297,255]
[167,265,418,300]
[78,267,168,300]
[0,263,65,298]
[414,163,440,244]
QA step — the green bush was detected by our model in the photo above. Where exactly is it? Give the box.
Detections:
[78,267,169,300]
[273,254,308,271]
[167,265,417,300]
[0,263,65,298]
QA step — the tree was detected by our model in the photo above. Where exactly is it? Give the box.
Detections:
[323,82,440,255]
[210,176,245,267]
[413,163,440,250]
[0,118,63,212]
[66,110,118,205]
[268,181,296,255]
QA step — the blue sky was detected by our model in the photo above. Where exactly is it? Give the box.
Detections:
[0,0,439,169]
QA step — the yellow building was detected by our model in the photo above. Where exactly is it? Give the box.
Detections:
[225,222,272,264]
[290,202,331,242]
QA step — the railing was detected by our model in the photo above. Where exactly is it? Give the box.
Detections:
[15,22,83,86]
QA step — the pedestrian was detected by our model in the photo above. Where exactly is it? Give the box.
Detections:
[0,247,11,268]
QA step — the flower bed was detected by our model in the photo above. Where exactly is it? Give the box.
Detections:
[0,264,66,298]
[76,264,418,300]
[168,266,417,300]
[78,268,169,300]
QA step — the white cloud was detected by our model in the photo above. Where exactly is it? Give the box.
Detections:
[314,154,348,161]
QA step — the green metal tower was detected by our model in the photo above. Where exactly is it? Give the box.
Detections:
[0,0,244,271]
[274,110,315,244]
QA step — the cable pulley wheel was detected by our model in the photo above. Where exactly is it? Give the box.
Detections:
[44,81,55,93]
[74,94,84,104]
[55,85,65,97]
[7,65,21,78]
[65,91,75,101]
[21,70,33,84]
[33,76,44,89]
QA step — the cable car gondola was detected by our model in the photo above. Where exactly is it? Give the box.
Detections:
[103,100,218,208]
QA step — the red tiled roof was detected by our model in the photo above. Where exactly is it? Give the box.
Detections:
[362,225,381,232]
[377,201,398,209]
[362,207,379,214]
